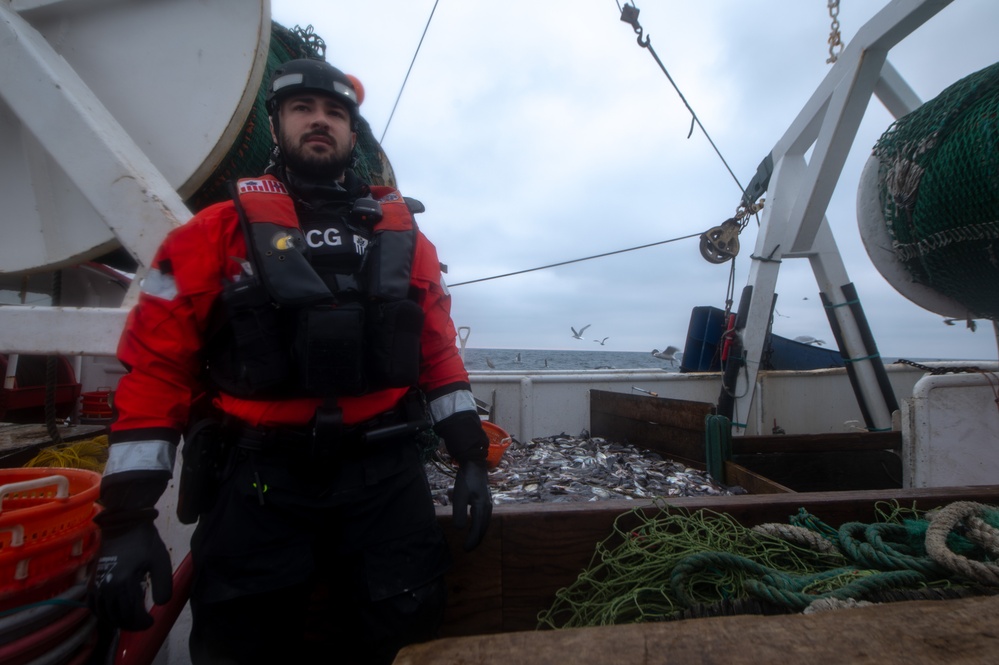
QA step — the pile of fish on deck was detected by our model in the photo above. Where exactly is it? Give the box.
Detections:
[425,432,743,506]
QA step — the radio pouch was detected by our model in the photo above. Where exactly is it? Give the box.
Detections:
[295,303,367,395]
[207,278,291,396]
[366,299,424,389]
[363,227,416,300]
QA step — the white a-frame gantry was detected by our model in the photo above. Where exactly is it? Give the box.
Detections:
[720,0,954,434]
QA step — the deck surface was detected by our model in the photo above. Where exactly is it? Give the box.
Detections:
[398,593,999,664]
[0,422,106,465]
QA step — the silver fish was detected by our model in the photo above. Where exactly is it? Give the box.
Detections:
[423,432,736,505]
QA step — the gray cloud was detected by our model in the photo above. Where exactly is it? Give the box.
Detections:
[273,0,999,359]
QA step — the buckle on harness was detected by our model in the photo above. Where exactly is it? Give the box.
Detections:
[313,405,344,455]
[363,391,431,443]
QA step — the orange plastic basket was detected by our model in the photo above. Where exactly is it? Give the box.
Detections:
[481,421,512,468]
[79,388,114,419]
[0,469,102,611]
[0,507,100,612]
[0,469,101,550]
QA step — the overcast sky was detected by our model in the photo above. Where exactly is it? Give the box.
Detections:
[271,1,999,359]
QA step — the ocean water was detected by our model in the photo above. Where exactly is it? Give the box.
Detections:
[460,347,681,372]
[458,347,959,373]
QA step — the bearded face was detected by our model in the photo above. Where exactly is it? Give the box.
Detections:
[274,94,356,180]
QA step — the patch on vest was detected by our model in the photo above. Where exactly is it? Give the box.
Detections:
[271,231,300,251]
[238,179,289,195]
[305,218,369,274]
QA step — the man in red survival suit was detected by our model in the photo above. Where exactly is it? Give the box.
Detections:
[90,58,492,664]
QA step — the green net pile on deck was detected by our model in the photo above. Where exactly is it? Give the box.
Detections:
[873,61,999,320]
[537,500,999,628]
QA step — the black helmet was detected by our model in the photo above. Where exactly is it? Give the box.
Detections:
[266,58,359,122]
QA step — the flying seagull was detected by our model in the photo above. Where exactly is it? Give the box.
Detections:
[571,324,590,340]
[652,346,680,366]
[594,337,609,346]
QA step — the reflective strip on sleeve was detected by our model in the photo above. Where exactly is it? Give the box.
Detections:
[428,389,476,424]
[103,439,176,477]
[140,268,178,301]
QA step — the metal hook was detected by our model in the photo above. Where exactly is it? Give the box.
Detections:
[620,4,650,48]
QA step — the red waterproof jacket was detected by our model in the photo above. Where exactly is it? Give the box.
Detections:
[103,175,477,480]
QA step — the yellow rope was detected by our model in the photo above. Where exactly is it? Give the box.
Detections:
[23,435,109,472]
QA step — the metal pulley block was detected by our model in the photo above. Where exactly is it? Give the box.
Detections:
[699,218,741,264]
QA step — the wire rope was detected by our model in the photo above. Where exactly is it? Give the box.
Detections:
[380,0,440,144]
[430,4,754,291]
[447,232,701,287]
[408,4,759,293]
[617,1,746,198]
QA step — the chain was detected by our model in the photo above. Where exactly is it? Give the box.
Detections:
[826,0,843,64]
[895,358,992,376]
[894,360,999,413]
[734,198,765,229]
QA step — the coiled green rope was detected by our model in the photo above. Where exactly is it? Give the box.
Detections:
[537,500,999,629]
[837,522,945,576]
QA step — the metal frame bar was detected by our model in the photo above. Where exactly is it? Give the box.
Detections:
[0,4,192,355]
[729,0,951,433]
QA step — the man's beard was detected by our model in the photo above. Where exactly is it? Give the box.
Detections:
[277,128,352,180]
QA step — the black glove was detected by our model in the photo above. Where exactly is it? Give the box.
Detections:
[92,472,173,631]
[92,510,173,631]
[433,407,493,551]
[452,458,492,551]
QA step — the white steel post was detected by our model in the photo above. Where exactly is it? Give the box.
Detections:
[727,0,953,433]
[0,4,191,355]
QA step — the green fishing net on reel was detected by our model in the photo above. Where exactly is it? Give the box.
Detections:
[186,23,395,212]
[873,61,999,320]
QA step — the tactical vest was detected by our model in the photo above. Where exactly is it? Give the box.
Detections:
[205,176,424,398]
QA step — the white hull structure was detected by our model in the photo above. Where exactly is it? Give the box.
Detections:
[466,362,999,489]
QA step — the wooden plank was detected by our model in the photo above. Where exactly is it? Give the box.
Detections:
[437,501,638,636]
[436,502,635,637]
[437,512,504,637]
[590,390,714,431]
[733,430,902,454]
[399,594,999,665]
[724,460,794,494]
[591,412,705,463]
[0,422,107,466]
[589,390,713,462]
[436,486,999,637]
[732,450,902,492]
